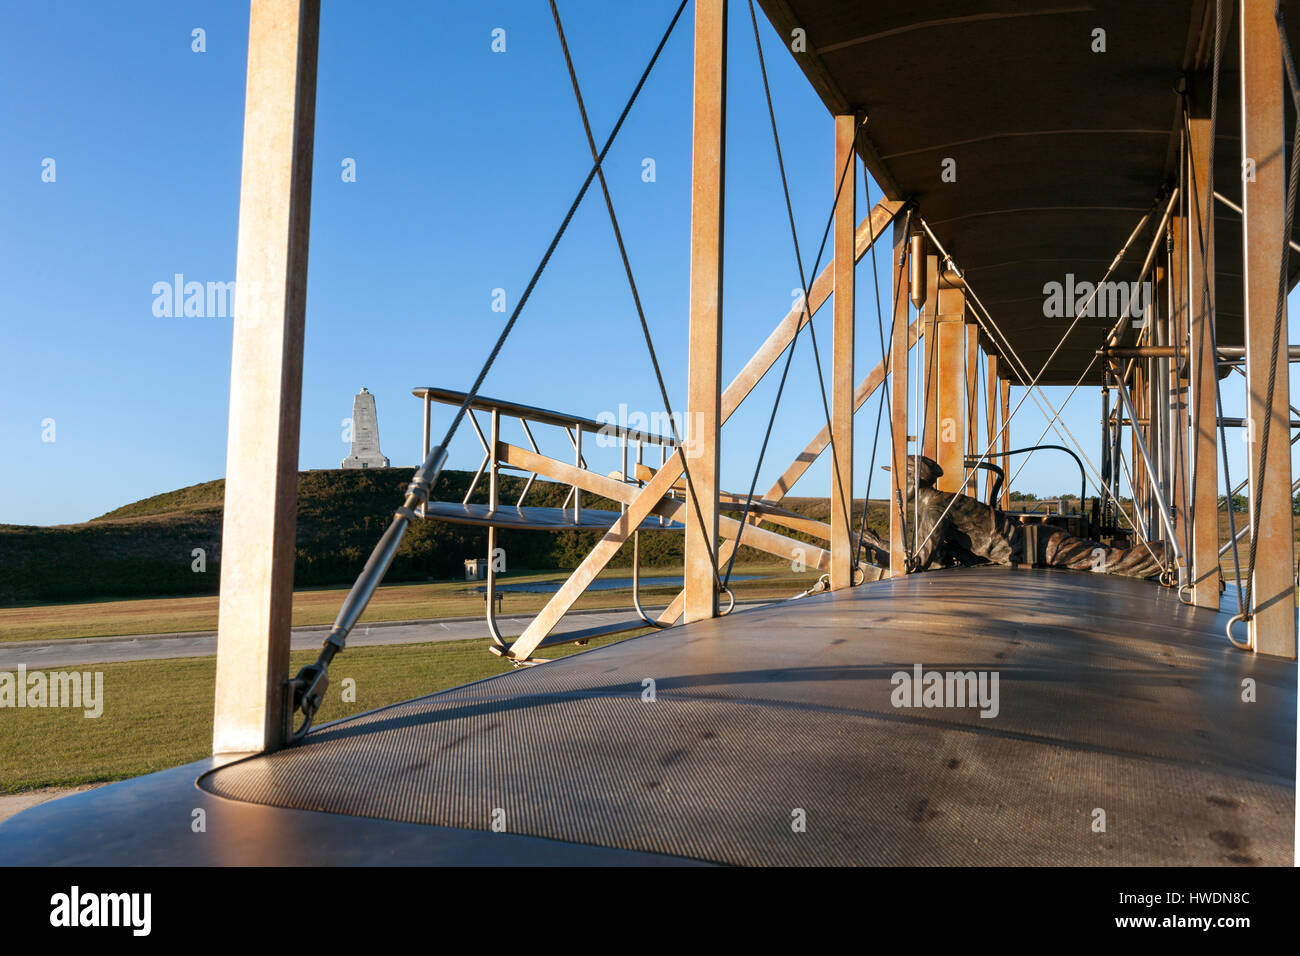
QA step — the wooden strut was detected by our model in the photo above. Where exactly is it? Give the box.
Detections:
[1187,77,1220,609]
[985,352,999,504]
[999,376,1011,510]
[965,320,980,496]
[830,112,857,590]
[499,444,828,571]
[921,254,941,461]
[213,0,320,754]
[889,220,910,575]
[933,285,967,493]
[683,0,726,625]
[1240,0,1296,658]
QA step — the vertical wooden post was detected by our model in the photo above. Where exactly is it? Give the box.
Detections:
[965,322,980,495]
[830,114,856,590]
[999,377,1011,509]
[1111,378,1121,515]
[213,0,319,755]
[934,285,966,492]
[1132,365,1145,527]
[1161,206,1186,549]
[921,255,941,460]
[1187,80,1221,608]
[1150,260,1168,537]
[889,221,910,576]
[683,0,726,623]
[985,352,999,504]
[1240,0,1296,657]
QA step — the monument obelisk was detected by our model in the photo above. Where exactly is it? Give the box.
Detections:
[341,387,390,468]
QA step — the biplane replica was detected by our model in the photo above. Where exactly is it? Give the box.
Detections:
[3,0,1297,866]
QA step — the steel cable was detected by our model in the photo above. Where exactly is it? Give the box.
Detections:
[722,0,860,586]
[548,0,727,605]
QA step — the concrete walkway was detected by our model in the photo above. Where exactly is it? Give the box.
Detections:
[0,603,769,669]
[0,785,106,824]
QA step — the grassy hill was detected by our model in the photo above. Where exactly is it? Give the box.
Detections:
[0,469,891,606]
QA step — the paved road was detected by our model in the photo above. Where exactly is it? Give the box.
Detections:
[0,603,769,669]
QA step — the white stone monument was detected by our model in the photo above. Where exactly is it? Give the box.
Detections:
[341,387,390,469]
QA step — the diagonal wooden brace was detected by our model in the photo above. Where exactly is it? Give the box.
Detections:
[499,444,828,570]
[630,462,833,540]
[702,314,925,587]
[764,315,922,502]
[504,199,901,660]
[708,314,923,577]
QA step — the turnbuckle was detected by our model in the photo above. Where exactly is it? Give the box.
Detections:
[285,660,330,744]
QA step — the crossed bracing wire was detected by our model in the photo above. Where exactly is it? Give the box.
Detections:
[908,198,1173,569]
[722,0,857,588]
[287,1,694,734]
[547,0,733,609]
[1243,0,1300,638]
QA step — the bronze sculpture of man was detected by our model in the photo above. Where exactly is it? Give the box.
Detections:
[861,455,1167,578]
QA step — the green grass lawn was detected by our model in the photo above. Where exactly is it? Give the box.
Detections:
[0,564,815,643]
[0,631,640,793]
[0,563,813,793]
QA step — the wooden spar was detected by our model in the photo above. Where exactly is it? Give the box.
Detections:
[985,352,999,504]
[632,463,834,539]
[1187,78,1220,609]
[1148,259,1166,536]
[922,254,940,460]
[1134,363,1148,532]
[965,320,980,495]
[999,376,1011,509]
[498,443,829,571]
[213,0,319,755]
[934,284,966,493]
[1168,207,1188,553]
[683,0,727,623]
[889,219,911,575]
[1240,0,1296,658]
[830,114,856,590]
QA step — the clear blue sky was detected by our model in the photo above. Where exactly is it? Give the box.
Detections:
[1,0,1296,527]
